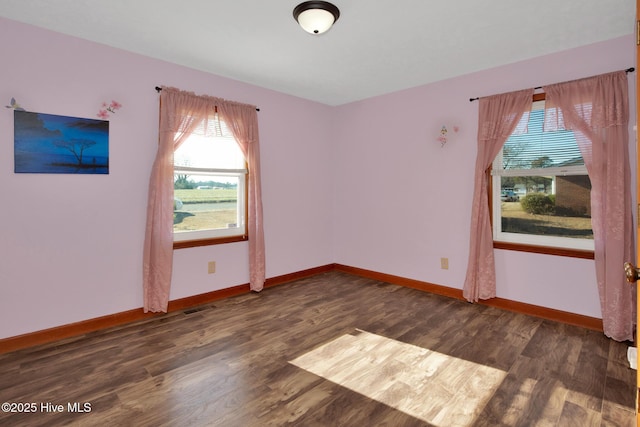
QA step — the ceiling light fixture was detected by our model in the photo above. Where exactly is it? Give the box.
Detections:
[293,1,340,35]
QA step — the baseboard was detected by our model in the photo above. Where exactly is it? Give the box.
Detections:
[334,263,604,332]
[334,264,463,299]
[0,262,602,354]
[0,264,334,354]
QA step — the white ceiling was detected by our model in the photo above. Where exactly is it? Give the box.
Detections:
[0,1,634,106]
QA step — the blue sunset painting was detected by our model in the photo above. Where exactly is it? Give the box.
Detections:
[14,110,109,174]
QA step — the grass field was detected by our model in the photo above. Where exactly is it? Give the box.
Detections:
[501,202,592,239]
[174,188,239,231]
[174,188,237,204]
[174,210,238,231]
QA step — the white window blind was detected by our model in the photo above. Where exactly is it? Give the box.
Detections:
[494,101,585,177]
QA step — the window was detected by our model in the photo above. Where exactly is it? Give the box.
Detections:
[491,98,594,252]
[173,115,247,245]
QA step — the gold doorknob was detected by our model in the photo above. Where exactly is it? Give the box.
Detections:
[624,262,640,283]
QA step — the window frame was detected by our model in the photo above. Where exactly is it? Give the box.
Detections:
[490,93,594,260]
[172,122,249,250]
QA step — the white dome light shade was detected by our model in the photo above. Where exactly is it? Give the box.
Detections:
[293,2,340,35]
[297,9,335,34]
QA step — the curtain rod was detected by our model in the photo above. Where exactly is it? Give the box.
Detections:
[155,86,260,111]
[468,67,635,102]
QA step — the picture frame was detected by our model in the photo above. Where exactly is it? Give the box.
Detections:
[14,110,109,174]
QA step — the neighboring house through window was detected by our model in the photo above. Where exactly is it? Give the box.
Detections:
[491,97,594,252]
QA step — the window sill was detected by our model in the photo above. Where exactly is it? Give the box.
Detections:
[493,241,594,259]
[174,235,248,249]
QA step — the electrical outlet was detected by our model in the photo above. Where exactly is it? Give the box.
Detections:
[440,258,449,270]
[208,261,216,274]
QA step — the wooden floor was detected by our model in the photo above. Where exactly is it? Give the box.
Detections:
[0,271,636,426]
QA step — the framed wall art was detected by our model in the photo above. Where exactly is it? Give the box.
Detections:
[14,110,109,174]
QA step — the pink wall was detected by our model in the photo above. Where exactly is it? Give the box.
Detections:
[0,16,635,341]
[333,35,636,318]
[0,17,335,339]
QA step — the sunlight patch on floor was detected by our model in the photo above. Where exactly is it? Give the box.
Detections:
[289,329,507,426]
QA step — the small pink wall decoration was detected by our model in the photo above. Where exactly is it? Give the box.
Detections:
[436,124,459,147]
[98,100,122,119]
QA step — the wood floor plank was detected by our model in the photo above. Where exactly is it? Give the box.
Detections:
[0,271,635,426]
[558,400,602,427]
[601,400,636,427]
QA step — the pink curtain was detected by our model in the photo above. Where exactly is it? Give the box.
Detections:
[143,87,265,313]
[543,71,634,341]
[218,102,265,292]
[463,89,534,302]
